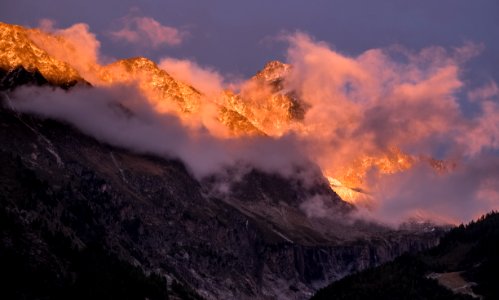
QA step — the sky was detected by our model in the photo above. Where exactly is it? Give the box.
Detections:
[1,0,498,83]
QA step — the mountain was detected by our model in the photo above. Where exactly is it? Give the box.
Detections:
[99,56,263,136]
[101,56,203,113]
[0,21,446,299]
[311,211,499,300]
[0,21,263,136]
[0,21,307,137]
[0,22,82,86]
[222,60,306,136]
[0,83,442,298]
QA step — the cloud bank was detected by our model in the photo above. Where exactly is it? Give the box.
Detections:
[280,33,499,223]
[10,84,309,179]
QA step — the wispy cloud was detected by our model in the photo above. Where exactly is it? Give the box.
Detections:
[29,19,102,81]
[159,58,224,96]
[110,16,185,48]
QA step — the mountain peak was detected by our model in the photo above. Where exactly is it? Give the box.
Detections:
[101,56,202,114]
[254,60,290,82]
[0,21,285,136]
[109,56,161,74]
[0,22,82,85]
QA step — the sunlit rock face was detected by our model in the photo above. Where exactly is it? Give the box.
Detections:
[0,22,260,137]
[221,60,306,137]
[0,22,81,85]
[100,57,202,113]
[100,57,264,135]
[0,21,304,139]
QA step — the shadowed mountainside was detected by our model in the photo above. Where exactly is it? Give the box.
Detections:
[0,66,445,299]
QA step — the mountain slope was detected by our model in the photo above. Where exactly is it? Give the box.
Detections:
[0,22,82,86]
[100,56,263,136]
[222,60,305,136]
[0,67,444,299]
[311,212,499,300]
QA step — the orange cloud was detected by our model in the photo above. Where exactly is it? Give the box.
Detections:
[28,20,101,82]
[283,33,465,172]
[459,100,499,156]
[110,16,184,48]
[158,58,224,96]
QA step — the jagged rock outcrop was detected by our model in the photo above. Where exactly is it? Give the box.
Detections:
[0,65,48,90]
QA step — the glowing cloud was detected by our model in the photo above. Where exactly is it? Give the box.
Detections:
[28,19,102,82]
[159,58,225,96]
[110,16,185,48]
[282,34,465,190]
[278,33,499,221]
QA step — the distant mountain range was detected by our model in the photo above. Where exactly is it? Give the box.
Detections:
[0,21,302,137]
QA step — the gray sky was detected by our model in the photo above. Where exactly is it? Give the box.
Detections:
[1,0,498,82]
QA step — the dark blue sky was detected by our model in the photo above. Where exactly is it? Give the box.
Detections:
[1,0,498,82]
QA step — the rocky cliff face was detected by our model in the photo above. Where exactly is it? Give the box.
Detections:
[0,70,443,299]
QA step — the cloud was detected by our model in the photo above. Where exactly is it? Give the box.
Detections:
[110,16,185,48]
[10,85,310,179]
[279,33,466,185]
[276,33,499,223]
[468,81,499,102]
[28,19,102,82]
[458,100,499,156]
[299,195,330,218]
[158,58,225,96]
[365,156,499,225]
